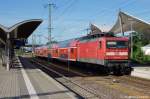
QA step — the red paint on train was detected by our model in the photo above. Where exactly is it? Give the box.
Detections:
[34,33,132,75]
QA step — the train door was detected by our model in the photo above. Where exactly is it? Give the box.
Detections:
[97,39,105,65]
[69,47,77,61]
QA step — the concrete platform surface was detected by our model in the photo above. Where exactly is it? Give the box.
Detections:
[131,66,150,80]
[0,57,79,99]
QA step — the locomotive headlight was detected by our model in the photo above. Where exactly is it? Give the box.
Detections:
[106,52,115,56]
[106,52,128,56]
[119,52,128,56]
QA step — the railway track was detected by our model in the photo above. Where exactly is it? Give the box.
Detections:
[29,57,150,99]
[30,58,103,99]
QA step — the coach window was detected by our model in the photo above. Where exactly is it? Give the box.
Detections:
[56,50,58,53]
[71,48,74,53]
[99,41,101,48]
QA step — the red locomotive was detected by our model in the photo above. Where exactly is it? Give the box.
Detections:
[35,33,132,75]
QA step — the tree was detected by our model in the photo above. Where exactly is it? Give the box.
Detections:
[132,32,150,63]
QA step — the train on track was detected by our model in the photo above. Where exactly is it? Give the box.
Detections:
[34,32,132,75]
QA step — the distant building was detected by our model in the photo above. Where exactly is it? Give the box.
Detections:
[141,44,150,55]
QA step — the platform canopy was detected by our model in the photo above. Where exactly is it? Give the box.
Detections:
[0,19,42,45]
[109,11,150,39]
[89,24,102,35]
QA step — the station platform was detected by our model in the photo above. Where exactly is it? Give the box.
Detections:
[0,57,78,99]
[131,65,150,80]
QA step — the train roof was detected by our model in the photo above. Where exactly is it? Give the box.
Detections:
[35,45,48,49]
[57,38,78,48]
[55,32,114,48]
[50,32,128,48]
[78,32,114,41]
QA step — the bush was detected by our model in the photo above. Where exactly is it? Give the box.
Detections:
[132,32,150,63]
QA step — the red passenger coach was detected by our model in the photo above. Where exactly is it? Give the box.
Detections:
[57,39,78,61]
[49,44,59,58]
[35,46,48,58]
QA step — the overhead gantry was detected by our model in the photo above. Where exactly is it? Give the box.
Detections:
[0,19,42,70]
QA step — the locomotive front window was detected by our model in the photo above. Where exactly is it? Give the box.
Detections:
[107,41,128,48]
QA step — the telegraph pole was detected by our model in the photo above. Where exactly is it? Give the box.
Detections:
[45,3,55,48]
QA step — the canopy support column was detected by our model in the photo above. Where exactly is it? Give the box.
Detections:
[6,33,10,71]
[119,13,124,36]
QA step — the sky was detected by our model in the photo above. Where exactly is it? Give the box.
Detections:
[0,0,150,44]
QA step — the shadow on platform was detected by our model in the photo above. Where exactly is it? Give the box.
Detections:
[18,56,115,79]
[131,63,150,67]
[0,90,79,99]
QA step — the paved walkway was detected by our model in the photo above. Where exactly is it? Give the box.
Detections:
[0,57,79,99]
[131,65,150,80]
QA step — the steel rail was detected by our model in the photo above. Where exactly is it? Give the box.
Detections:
[31,58,103,99]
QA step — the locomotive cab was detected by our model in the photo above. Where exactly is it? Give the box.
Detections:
[103,37,131,75]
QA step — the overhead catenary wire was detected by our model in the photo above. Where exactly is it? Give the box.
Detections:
[51,0,81,41]
[119,0,137,9]
[56,0,72,10]
[47,0,142,42]
[54,0,138,31]
[54,0,77,21]
[89,0,138,32]
[91,0,138,20]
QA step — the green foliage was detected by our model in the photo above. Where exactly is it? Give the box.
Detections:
[132,32,150,63]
